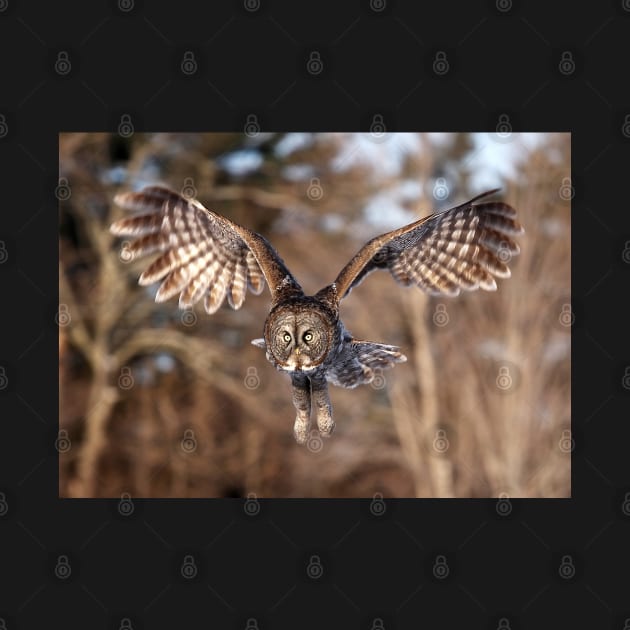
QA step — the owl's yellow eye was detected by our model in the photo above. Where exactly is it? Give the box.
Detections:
[283,332,292,343]
[303,331,313,343]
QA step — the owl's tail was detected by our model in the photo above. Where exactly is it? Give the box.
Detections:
[326,339,407,389]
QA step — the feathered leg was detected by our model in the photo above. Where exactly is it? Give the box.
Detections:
[310,373,335,437]
[291,373,311,444]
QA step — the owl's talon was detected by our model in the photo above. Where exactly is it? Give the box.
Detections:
[293,417,310,445]
[317,416,335,437]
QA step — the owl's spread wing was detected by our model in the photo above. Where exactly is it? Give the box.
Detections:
[332,189,524,301]
[110,186,301,313]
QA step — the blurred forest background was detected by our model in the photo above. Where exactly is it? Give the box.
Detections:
[58,131,570,498]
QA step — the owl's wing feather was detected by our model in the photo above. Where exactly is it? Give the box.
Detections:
[110,186,302,313]
[332,189,524,301]
[326,339,407,389]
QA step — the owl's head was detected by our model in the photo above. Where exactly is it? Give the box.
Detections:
[263,299,335,372]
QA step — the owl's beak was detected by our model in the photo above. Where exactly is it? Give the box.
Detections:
[294,347,301,356]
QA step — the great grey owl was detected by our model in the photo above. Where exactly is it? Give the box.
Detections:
[110,186,523,444]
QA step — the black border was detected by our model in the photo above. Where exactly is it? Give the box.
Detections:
[1,1,629,628]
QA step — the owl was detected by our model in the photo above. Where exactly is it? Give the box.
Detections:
[110,186,523,444]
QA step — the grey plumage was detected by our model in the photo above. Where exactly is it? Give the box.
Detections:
[110,186,523,444]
